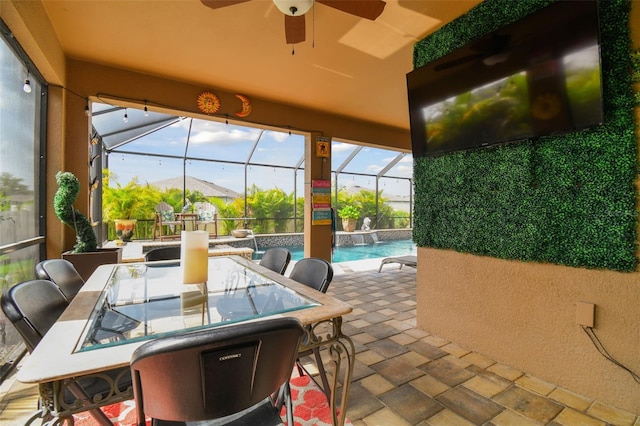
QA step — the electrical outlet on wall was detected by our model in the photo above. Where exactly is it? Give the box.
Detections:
[576,301,595,328]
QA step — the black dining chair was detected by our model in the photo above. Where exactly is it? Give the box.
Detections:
[35,258,139,340]
[1,279,68,352]
[259,247,292,275]
[35,258,84,301]
[130,317,304,426]
[1,279,132,424]
[289,257,334,400]
[288,257,333,294]
[144,246,182,262]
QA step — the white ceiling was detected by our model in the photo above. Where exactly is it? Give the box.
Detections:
[41,0,481,132]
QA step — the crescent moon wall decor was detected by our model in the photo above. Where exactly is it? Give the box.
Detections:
[234,94,252,117]
[197,91,220,114]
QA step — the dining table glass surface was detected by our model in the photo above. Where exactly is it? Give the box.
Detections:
[75,256,319,352]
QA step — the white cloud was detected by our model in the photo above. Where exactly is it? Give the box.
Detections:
[188,128,257,145]
[266,130,290,142]
[332,142,355,152]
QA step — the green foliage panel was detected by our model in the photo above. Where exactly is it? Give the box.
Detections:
[412,0,638,272]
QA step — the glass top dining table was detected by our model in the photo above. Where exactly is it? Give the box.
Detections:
[18,255,352,384]
[17,255,354,426]
[78,256,318,352]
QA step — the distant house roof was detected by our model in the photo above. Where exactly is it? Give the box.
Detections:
[150,176,241,199]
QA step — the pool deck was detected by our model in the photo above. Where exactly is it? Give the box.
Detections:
[4,257,638,425]
[102,238,389,276]
[104,238,255,263]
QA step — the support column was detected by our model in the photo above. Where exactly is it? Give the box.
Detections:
[304,133,333,262]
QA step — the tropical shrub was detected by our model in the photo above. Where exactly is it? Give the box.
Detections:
[55,171,97,253]
[102,171,160,221]
[337,205,360,220]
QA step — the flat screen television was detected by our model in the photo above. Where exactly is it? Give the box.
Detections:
[407,0,603,158]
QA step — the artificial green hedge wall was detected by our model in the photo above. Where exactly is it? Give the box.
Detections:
[412,0,638,272]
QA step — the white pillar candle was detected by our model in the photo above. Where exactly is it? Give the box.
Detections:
[181,230,209,284]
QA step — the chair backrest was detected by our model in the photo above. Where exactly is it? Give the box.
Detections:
[155,201,173,212]
[130,317,304,423]
[144,246,182,262]
[196,201,217,222]
[1,279,69,352]
[155,202,175,222]
[259,247,291,275]
[288,257,334,293]
[35,258,84,301]
[194,201,216,212]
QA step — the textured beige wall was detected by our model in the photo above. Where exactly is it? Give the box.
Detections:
[416,3,640,414]
[416,249,640,413]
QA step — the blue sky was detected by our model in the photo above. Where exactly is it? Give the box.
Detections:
[106,117,413,197]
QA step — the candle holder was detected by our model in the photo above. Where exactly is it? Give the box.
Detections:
[181,230,209,284]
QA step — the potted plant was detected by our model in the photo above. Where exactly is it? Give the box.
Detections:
[102,172,158,243]
[338,205,360,232]
[55,171,122,280]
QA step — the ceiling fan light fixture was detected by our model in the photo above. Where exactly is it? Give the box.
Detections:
[273,0,313,16]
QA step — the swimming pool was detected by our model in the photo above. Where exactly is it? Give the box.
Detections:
[254,239,417,263]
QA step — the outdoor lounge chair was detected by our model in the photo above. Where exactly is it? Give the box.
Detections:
[378,255,417,272]
[152,202,181,240]
[194,201,218,238]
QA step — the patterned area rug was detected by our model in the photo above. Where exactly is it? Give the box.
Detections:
[73,375,351,426]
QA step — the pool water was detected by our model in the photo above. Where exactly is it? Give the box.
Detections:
[254,239,417,263]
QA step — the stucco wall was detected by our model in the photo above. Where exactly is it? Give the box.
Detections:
[416,2,640,414]
[416,249,640,414]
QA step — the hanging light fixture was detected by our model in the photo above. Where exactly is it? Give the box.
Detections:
[23,71,32,93]
[123,108,128,123]
[273,0,313,16]
[144,100,149,116]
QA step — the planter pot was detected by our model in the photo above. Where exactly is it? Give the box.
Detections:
[231,229,250,238]
[115,219,137,242]
[63,247,123,281]
[342,218,357,232]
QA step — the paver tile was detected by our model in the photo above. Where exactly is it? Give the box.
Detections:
[436,386,503,424]
[587,401,637,426]
[554,408,606,426]
[410,374,450,398]
[380,384,445,425]
[493,386,563,423]
[421,358,475,387]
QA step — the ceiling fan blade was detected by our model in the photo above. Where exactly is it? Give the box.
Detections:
[200,0,251,10]
[317,0,386,20]
[285,14,306,44]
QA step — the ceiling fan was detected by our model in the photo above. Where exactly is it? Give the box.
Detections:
[200,0,386,45]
